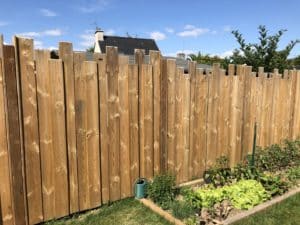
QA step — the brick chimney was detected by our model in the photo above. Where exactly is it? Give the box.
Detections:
[94,28,104,53]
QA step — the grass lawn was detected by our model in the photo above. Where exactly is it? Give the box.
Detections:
[233,193,300,225]
[44,198,172,225]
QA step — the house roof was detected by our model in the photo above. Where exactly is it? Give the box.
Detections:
[99,36,159,55]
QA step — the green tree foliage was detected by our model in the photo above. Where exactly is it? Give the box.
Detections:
[86,46,94,53]
[189,52,228,68]
[228,25,300,72]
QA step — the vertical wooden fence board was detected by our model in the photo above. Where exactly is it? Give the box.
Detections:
[260,74,274,147]
[280,76,292,141]
[35,50,54,220]
[241,66,254,157]
[143,64,154,179]
[174,68,184,183]
[150,51,161,175]
[160,59,168,172]
[255,68,264,146]
[0,49,15,225]
[271,72,281,144]
[182,74,190,182]
[188,62,196,179]
[85,62,101,208]
[97,56,110,203]
[118,56,131,198]
[106,47,120,202]
[217,70,231,158]
[192,69,208,177]
[48,59,69,218]
[58,43,79,213]
[288,70,296,139]
[166,60,176,173]
[291,71,300,139]
[15,37,43,224]
[229,65,245,166]
[74,53,89,210]
[206,64,220,167]
[128,64,139,193]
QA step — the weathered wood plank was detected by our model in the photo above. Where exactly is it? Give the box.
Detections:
[0,46,16,225]
[188,62,196,179]
[174,68,184,183]
[128,64,139,192]
[58,42,79,213]
[85,61,101,208]
[150,51,161,175]
[97,56,110,203]
[48,59,69,218]
[14,37,43,224]
[206,64,220,167]
[35,50,54,220]
[106,47,120,201]
[143,64,154,179]
[118,56,131,198]
[182,74,190,182]
[192,69,208,177]
[160,59,168,172]
[166,60,176,173]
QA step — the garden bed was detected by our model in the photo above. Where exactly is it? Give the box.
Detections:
[142,140,300,225]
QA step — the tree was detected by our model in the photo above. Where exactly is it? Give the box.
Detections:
[86,46,94,53]
[189,52,226,66]
[228,25,300,72]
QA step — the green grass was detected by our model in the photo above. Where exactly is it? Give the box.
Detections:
[43,198,172,225]
[233,193,300,225]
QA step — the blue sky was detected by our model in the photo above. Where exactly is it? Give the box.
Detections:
[1,0,300,57]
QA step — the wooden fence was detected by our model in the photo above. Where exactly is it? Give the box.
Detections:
[1,36,300,225]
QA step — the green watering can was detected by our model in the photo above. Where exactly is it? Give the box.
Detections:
[134,178,147,199]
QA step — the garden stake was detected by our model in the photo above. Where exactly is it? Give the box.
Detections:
[251,123,257,168]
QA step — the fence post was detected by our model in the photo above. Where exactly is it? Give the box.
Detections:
[3,44,28,225]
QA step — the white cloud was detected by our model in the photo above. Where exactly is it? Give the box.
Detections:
[211,30,218,35]
[165,27,174,33]
[150,31,166,41]
[213,50,234,58]
[78,0,109,13]
[18,29,63,38]
[43,29,63,36]
[177,24,210,37]
[0,21,9,27]
[223,25,232,32]
[40,8,57,17]
[106,29,115,35]
[79,30,94,48]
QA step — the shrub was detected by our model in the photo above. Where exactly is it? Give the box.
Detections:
[146,173,176,209]
[171,200,194,220]
[287,166,300,182]
[258,173,289,196]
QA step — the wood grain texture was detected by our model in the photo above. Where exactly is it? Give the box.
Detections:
[97,56,110,203]
[106,47,120,201]
[182,74,190,183]
[206,64,220,167]
[166,60,176,173]
[35,50,53,220]
[48,59,69,218]
[118,55,131,198]
[150,51,161,175]
[0,47,15,225]
[174,68,184,183]
[143,64,154,179]
[15,37,43,224]
[192,69,208,177]
[58,42,79,213]
[188,62,196,179]
[128,64,139,191]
